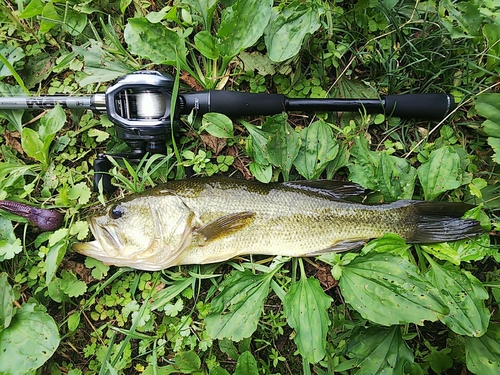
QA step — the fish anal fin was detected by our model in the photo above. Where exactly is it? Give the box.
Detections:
[305,240,366,256]
[195,211,255,244]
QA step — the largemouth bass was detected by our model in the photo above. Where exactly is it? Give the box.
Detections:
[72,178,483,271]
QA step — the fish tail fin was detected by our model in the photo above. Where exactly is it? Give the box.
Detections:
[405,201,484,243]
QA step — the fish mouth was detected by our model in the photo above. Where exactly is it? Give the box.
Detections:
[72,218,122,259]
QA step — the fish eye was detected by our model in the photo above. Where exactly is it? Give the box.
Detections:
[109,205,124,219]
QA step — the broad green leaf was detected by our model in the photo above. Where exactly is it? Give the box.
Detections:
[21,127,46,164]
[284,276,332,363]
[174,350,201,373]
[201,113,233,138]
[19,0,44,18]
[206,270,273,341]
[124,18,188,66]
[63,9,87,36]
[0,303,60,374]
[483,24,500,71]
[362,234,411,258]
[265,1,324,62]
[67,312,80,332]
[476,93,500,124]
[348,136,379,191]
[349,136,416,200]
[180,0,218,30]
[465,323,500,375]
[425,258,489,337]
[265,114,300,180]
[238,51,276,76]
[0,273,14,331]
[417,146,464,200]
[376,153,416,200]
[339,252,448,326]
[243,121,272,164]
[476,93,500,164]
[234,351,259,375]
[21,105,66,166]
[217,0,273,58]
[488,137,500,164]
[248,161,272,183]
[40,2,61,34]
[39,104,66,139]
[0,82,25,132]
[420,233,491,265]
[346,326,414,375]
[46,242,67,286]
[0,44,25,78]
[194,31,220,60]
[209,366,231,375]
[73,42,134,86]
[294,120,339,180]
[0,163,38,192]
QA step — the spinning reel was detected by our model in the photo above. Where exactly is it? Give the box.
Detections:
[0,70,456,192]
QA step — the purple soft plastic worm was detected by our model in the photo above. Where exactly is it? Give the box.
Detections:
[0,200,63,231]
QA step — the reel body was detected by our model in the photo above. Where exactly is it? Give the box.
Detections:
[105,70,178,156]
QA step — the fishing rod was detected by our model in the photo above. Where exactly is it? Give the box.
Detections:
[0,70,455,191]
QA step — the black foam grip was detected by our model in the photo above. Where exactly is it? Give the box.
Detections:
[384,94,455,120]
[208,91,286,117]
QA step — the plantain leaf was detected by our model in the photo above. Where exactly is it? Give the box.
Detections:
[0,273,15,331]
[206,270,273,341]
[265,113,300,180]
[180,0,218,30]
[417,146,464,200]
[476,93,500,164]
[234,351,259,375]
[201,113,233,138]
[425,258,489,337]
[0,303,60,374]
[174,350,201,373]
[362,234,411,258]
[73,42,134,86]
[284,276,332,363]
[346,325,414,375]
[465,323,500,375]
[124,18,188,66]
[376,153,417,200]
[420,233,492,265]
[217,0,273,58]
[194,31,220,60]
[349,136,416,200]
[293,120,339,180]
[339,252,448,326]
[265,1,324,62]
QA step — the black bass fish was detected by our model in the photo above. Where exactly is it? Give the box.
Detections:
[72,178,483,270]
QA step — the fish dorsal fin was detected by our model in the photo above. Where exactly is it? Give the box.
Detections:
[305,239,366,256]
[194,211,255,244]
[282,180,365,200]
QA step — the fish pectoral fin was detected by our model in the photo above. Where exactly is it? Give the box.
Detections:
[194,211,255,244]
[305,240,366,256]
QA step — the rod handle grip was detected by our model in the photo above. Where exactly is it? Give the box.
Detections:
[384,93,455,120]
[209,91,286,117]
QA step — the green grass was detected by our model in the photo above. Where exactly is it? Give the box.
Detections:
[0,0,499,374]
